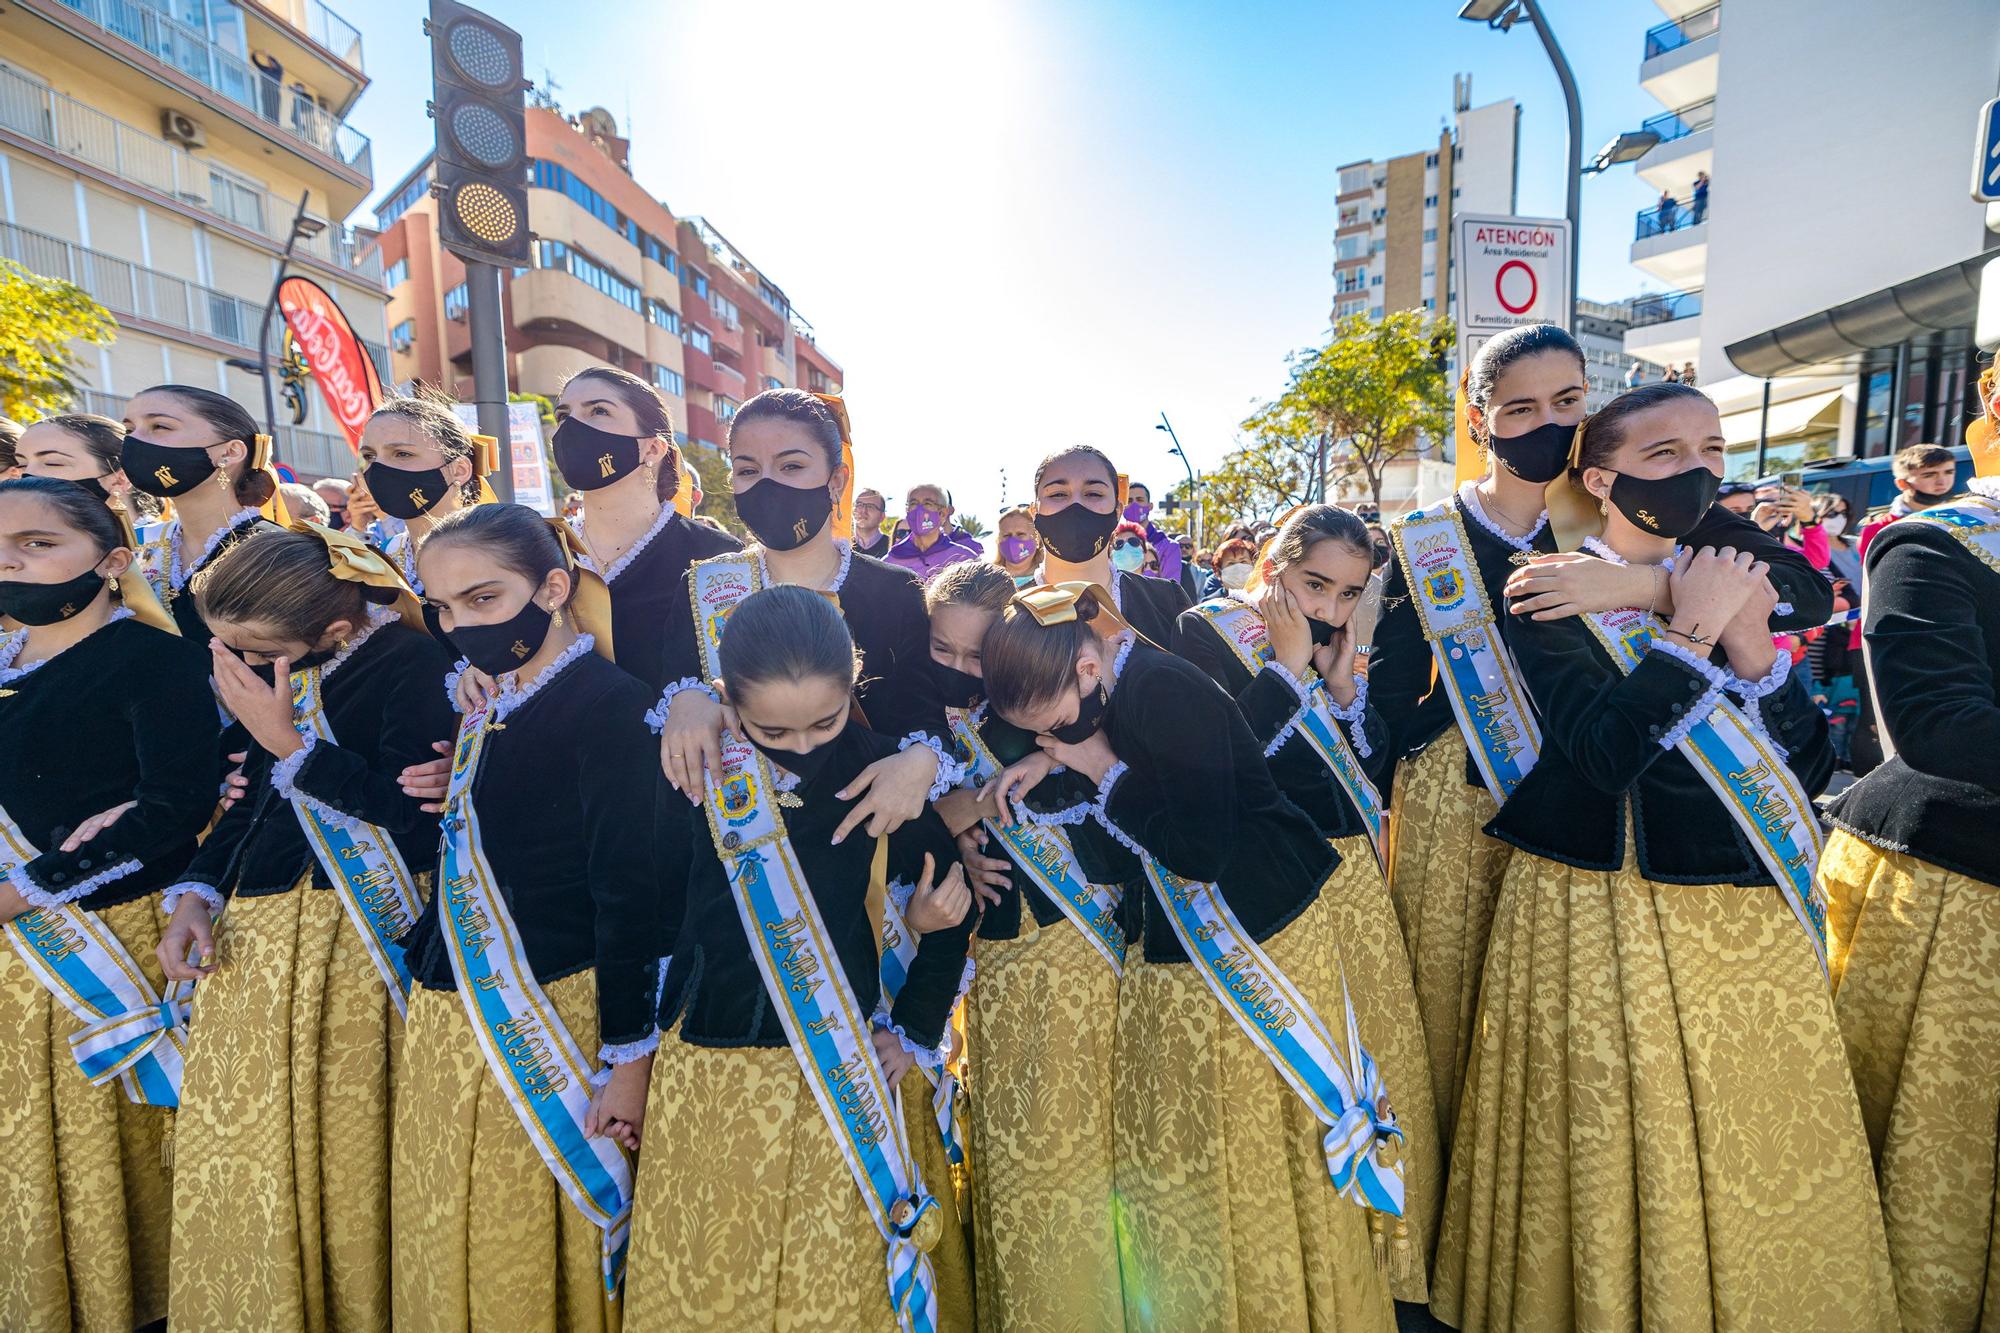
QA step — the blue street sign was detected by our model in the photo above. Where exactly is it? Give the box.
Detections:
[1974,96,2000,203]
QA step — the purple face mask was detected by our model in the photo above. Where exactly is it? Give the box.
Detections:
[907,503,943,536]
[1123,500,1152,524]
[998,534,1037,566]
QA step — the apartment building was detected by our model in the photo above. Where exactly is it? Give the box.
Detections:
[369,104,842,468]
[1622,0,1996,477]
[1576,297,1635,409]
[0,0,389,481]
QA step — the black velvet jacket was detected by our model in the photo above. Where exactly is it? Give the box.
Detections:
[1828,514,2000,883]
[401,648,669,1047]
[0,616,219,909]
[1171,605,1392,843]
[581,510,738,693]
[1098,642,1337,962]
[1373,494,1834,793]
[657,722,974,1053]
[178,623,456,900]
[1111,567,1192,649]
[1486,595,1834,881]
[164,513,277,643]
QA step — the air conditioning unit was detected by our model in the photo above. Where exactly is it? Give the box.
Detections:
[162,109,206,148]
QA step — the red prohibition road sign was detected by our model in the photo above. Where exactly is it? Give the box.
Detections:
[1495,259,1537,315]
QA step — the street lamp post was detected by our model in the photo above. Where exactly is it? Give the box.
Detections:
[252,189,325,446]
[1155,412,1202,547]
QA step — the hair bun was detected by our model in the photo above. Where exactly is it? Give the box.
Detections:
[1074,589,1101,623]
[359,583,403,606]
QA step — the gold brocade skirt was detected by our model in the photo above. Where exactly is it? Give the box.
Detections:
[1430,848,1899,1333]
[624,1033,949,1331]
[168,881,402,1333]
[1113,884,1397,1333]
[1384,731,1511,1148]
[964,912,1123,1333]
[1822,829,2000,1333]
[0,895,172,1333]
[394,971,621,1333]
[1326,833,1441,1303]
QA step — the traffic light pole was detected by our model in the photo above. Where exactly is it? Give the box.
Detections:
[465,260,513,503]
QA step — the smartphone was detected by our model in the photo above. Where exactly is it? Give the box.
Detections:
[1780,470,1804,489]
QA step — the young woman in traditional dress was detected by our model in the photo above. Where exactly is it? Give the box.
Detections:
[157,523,453,1332]
[0,477,213,1332]
[1028,444,1190,644]
[1171,503,1441,1304]
[394,503,663,1333]
[624,585,975,1330]
[355,392,494,593]
[1819,448,2000,1332]
[981,581,1399,1333]
[1430,382,1896,1331]
[923,559,1135,1331]
[654,388,950,843]
[14,412,155,523]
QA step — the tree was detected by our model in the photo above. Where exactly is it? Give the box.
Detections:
[1285,309,1453,513]
[0,259,117,419]
[954,511,992,541]
[1196,431,1319,536]
[683,443,741,535]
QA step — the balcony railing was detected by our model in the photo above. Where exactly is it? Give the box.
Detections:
[49,0,372,177]
[1,218,387,378]
[1644,4,1720,59]
[1635,192,1710,241]
[303,0,364,70]
[1641,98,1715,145]
[0,62,381,280]
[1628,288,1703,328]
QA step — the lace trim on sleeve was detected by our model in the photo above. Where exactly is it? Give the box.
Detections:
[268,734,366,835]
[870,1004,951,1073]
[16,858,143,909]
[161,881,226,916]
[1647,639,1728,749]
[1324,675,1373,758]
[1019,800,1091,827]
[443,657,470,709]
[598,1031,661,1067]
[646,676,717,734]
[1089,760,1148,857]
[898,733,963,803]
[1725,651,1793,756]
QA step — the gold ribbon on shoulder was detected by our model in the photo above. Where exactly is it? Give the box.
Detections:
[1543,417,1603,552]
[545,518,616,664]
[814,392,857,542]
[290,519,425,630]
[111,509,176,634]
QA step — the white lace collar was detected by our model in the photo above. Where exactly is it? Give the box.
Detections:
[1581,534,1678,568]
[169,506,263,591]
[490,633,595,722]
[0,608,134,686]
[1458,480,1548,551]
[318,604,401,684]
[1108,630,1137,685]
[755,537,854,595]
[568,504,677,585]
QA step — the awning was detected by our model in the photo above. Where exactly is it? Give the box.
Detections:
[1718,388,1843,446]
[1724,254,1988,378]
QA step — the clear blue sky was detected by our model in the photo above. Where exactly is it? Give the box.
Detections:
[335,0,1669,524]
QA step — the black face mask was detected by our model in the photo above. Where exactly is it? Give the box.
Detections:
[927,656,986,711]
[1034,503,1119,564]
[443,597,554,677]
[753,734,842,786]
[552,417,647,492]
[59,474,112,502]
[365,460,452,520]
[223,644,279,688]
[1607,465,1722,540]
[735,476,834,551]
[1309,616,1339,648]
[1488,418,1575,485]
[1371,541,1391,569]
[121,436,219,498]
[1047,680,1109,744]
[0,567,107,625]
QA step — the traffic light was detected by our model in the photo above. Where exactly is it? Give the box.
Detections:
[426,0,530,267]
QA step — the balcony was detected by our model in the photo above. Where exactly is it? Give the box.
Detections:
[1628,288,1702,328]
[0,62,380,281]
[1640,3,1718,107]
[1625,288,1703,370]
[1631,194,1707,287]
[1635,97,1713,193]
[300,0,363,70]
[43,0,372,181]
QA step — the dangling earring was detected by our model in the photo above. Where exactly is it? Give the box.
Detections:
[215,466,233,494]
[1599,494,1609,517]
[109,575,120,598]
[551,605,564,630]
[646,460,660,489]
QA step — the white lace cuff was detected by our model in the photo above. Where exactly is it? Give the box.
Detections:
[161,881,226,916]
[886,877,916,918]
[1647,639,1727,749]
[646,676,716,734]
[870,1006,950,1073]
[1323,676,1372,759]
[268,736,367,834]
[18,858,143,909]
[598,1031,660,1066]
[1727,653,1793,757]
[1264,660,1310,705]
[1018,800,1091,827]
[443,657,471,710]
[1090,761,1147,858]
[898,733,962,803]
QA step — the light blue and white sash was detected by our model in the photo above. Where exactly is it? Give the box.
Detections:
[877,888,964,1168]
[1192,599,1389,873]
[1862,495,2000,761]
[439,710,633,1295]
[287,668,422,1017]
[705,731,943,1333]
[945,708,1125,974]
[1138,854,1405,1215]
[1582,606,1829,974]
[1390,502,1541,800]
[0,804,186,1105]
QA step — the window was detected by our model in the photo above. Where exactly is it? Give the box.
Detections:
[711,293,740,328]
[1422,297,1435,310]
[685,269,709,299]
[382,258,409,290]
[377,166,431,228]
[1424,195,1437,208]
[643,234,679,274]
[644,298,680,334]
[1339,165,1372,195]
[713,394,740,422]
[443,283,468,321]
[531,159,640,245]
[390,318,415,352]
[757,279,788,315]
[1370,273,1382,286]
[684,325,712,355]
[532,240,642,313]
[761,375,783,391]
[648,363,685,397]
[1425,152,1438,167]
[1335,235,1367,262]
[1423,228,1437,242]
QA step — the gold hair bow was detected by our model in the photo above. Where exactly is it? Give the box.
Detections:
[250,433,274,471]
[813,393,857,542]
[469,433,500,477]
[291,519,426,628]
[545,517,617,664]
[1013,580,1145,644]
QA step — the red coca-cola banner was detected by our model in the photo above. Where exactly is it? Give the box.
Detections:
[277,275,382,451]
